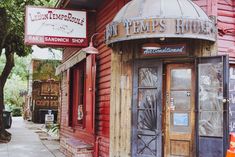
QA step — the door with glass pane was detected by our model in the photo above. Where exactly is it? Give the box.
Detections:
[132,60,162,157]
[165,64,195,157]
[197,56,229,157]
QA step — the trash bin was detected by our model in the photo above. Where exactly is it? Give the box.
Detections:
[3,111,12,129]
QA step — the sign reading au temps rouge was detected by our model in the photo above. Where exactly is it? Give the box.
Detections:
[25,6,87,47]
[106,18,216,45]
[142,43,186,56]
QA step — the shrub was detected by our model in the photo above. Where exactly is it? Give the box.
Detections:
[11,106,22,117]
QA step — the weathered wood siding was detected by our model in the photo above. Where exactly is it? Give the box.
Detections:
[110,44,133,157]
[95,1,129,156]
[194,0,235,61]
[217,0,235,62]
[59,1,129,157]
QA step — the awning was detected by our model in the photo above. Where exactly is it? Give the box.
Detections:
[55,50,86,75]
[106,0,216,45]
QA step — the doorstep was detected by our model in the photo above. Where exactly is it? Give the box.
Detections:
[60,138,93,157]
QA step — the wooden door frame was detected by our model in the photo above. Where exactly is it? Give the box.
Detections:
[164,63,195,157]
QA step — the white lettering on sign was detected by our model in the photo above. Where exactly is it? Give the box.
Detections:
[45,37,69,43]
[72,38,85,43]
[141,44,186,56]
[143,46,185,54]
[28,35,44,43]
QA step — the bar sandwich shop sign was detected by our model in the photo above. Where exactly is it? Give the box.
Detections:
[25,6,87,47]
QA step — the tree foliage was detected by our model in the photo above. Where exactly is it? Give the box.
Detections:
[0,0,56,142]
[0,54,31,109]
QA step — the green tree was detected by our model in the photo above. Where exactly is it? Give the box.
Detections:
[0,0,55,143]
[0,54,31,109]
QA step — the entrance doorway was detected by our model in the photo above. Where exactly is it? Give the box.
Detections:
[164,64,195,157]
[131,56,229,157]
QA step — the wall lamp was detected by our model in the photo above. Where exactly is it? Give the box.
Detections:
[81,33,99,54]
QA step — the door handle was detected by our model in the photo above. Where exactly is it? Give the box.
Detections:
[223,98,230,103]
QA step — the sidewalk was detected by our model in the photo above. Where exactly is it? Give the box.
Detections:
[0,117,65,157]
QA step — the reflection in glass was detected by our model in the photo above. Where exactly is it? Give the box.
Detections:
[171,69,191,90]
[171,91,190,110]
[138,89,158,109]
[229,67,235,132]
[139,68,158,87]
[198,63,223,137]
[199,111,223,137]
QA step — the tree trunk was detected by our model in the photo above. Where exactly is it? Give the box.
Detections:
[0,50,14,143]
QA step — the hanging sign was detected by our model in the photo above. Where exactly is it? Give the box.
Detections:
[25,6,87,47]
[141,43,186,56]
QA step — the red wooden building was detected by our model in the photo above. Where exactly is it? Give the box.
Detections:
[55,0,235,157]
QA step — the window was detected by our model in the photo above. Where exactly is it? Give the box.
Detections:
[68,54,96,134]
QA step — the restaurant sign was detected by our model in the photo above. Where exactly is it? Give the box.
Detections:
[106,18,216,45]
[142,43,186,56]
[25,6,87,47]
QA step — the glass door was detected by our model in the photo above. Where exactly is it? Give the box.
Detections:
[197,56,229,157]
[132,60,163,157]
[165,64,195,157]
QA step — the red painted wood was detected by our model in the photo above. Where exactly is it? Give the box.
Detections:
[217,0,235,58]
[85,54,94,134]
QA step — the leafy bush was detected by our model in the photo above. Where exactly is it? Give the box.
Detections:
[11,106,22,117]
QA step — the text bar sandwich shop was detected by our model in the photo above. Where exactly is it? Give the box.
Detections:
[106,0,229,157]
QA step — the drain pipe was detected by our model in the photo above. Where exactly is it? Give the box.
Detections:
[95,136,102,157]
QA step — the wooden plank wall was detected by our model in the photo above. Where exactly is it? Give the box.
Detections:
[59,12,97,144]
[59,0,130,157]
[95,1,130,156]
[194,0,235,61]
[110,44,133,157]
[217,0,235,60]
[94,1,118,156]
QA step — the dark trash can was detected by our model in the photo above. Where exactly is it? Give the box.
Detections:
[3,111,12,129]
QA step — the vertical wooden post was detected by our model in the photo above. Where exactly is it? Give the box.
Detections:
[110,45,133,157]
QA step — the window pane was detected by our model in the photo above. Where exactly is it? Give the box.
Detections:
[139,68,158,87]
[138,89,158,131]
[229,67,235,132]
[138,89,158,109]
[171,69,191,90]
[199,111,223,137]
[170,91,190,110]
[198,62,223,137]
[199,63,223,111]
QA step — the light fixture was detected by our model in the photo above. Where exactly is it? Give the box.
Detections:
[160,37,165,41]
[81,33,99,54]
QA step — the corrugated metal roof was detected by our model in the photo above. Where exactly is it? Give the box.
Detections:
[113,0,210,22]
